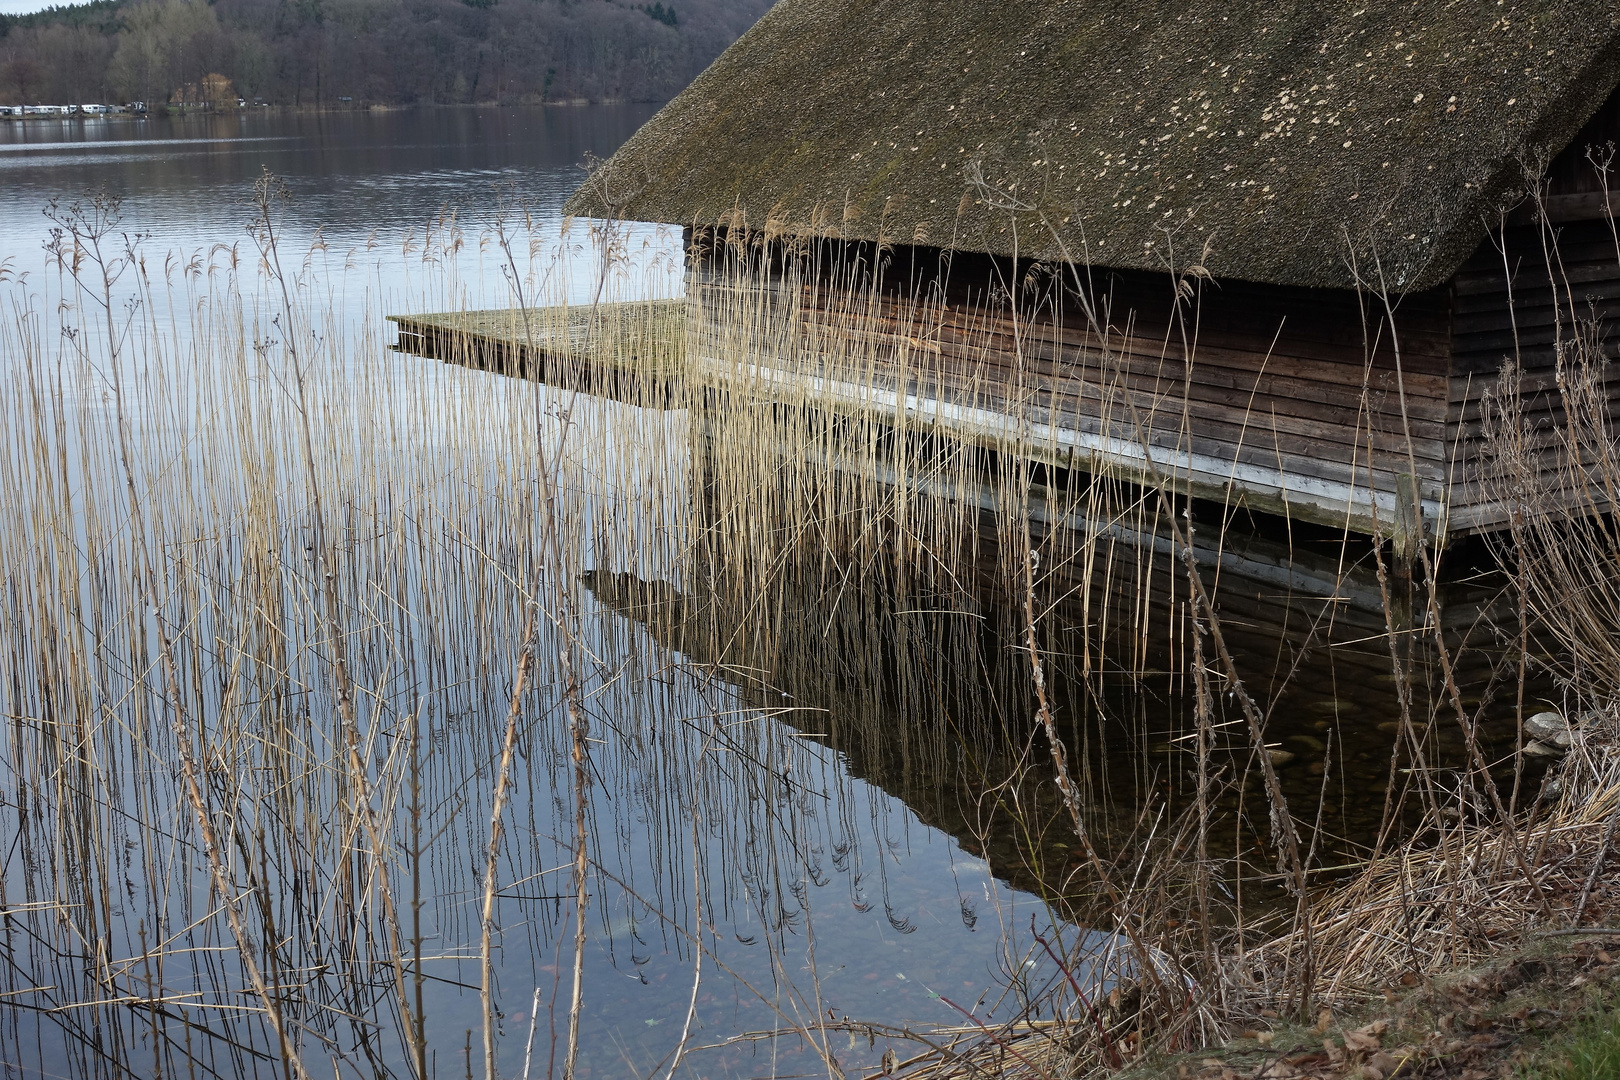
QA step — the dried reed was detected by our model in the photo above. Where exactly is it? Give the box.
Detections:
[0,158,1579,1080]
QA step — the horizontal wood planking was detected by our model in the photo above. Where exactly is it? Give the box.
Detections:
[790,276,1448,471]
[698,295,1434,441]
[797,287,1447,405]
[795,314,1454,442]
[696,325,1445,537]
[1447,215,1620,533]
[690,241,1451,537]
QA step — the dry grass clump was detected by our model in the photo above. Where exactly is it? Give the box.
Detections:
[1228,193,1620,1016]
[1242,709,1620,1007]
[874,968,1221,1080]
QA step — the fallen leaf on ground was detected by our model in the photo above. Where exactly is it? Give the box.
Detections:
[1467,1032,1515,1049]
[1343,1018,1391,1055]
[1368,1049,1405,1075]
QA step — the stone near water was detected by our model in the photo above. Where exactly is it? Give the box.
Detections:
[1523,740,1564,759]
[1524,710,1573,749]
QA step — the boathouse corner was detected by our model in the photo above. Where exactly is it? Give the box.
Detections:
[563,0,1620,547]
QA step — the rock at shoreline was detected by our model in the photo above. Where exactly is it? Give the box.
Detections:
[1525,710,1574,749]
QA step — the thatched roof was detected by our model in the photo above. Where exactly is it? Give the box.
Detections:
[563,0,1620,291]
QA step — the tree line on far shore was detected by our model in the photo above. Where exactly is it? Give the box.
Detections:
[0,0,772,108]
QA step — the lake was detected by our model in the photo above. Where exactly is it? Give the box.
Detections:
[0,106,1540,1080]
[0,106,683,313]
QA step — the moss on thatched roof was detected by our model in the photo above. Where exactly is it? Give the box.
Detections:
[563,0,1620,291]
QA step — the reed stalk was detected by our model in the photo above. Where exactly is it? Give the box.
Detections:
[5,155,1595,1080]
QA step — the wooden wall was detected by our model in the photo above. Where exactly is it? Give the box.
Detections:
[689,236,1452,541]
[690,79,1620,547]
[1537,84,1620,223]
[1446,218,1620,533]
[1444,82,1620,534]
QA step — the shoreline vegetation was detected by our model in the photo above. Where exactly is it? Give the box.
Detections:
[3,157,1620,1077]
[0,0,774,111]
[448,182,1620,1078]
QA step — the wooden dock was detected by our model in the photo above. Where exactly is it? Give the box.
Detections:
[387,300,687,408]
[389,267,1614,552]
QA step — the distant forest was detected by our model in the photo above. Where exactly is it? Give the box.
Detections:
[0,0,773,107]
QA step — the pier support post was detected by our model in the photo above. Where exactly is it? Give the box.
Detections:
[1392,471,1425,576]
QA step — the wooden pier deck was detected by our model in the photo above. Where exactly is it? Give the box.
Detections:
[387,300,687,408]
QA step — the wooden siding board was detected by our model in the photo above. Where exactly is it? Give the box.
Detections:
[1446,212,1620,534]
[694,243,1452,537]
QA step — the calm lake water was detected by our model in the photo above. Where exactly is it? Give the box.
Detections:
[0,107,1542,1080]
[0,106,1076,1080]
[0,106,683,311]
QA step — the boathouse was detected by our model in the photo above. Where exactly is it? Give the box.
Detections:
[564,1,1620,544]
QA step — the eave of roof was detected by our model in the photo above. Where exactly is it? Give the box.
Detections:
[564,0,1620,292]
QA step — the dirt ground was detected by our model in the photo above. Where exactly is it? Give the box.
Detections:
[1151,937,1620,1080]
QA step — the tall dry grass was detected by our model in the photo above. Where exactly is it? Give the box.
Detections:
[0,163,1590,1080]
[1221,169,1620,1020]
[2,180,1158,1079]
[667,216,1528,1072]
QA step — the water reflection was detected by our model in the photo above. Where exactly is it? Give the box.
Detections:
[583,410,1538,917]
[0,278,1075,1080]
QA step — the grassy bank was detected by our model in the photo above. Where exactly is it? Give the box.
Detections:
[1121,933,1620,1080]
